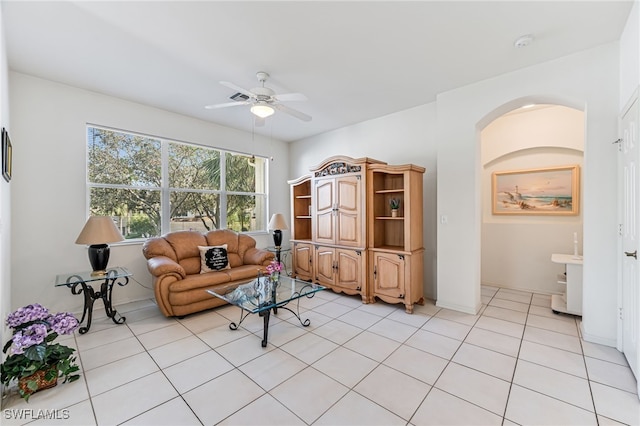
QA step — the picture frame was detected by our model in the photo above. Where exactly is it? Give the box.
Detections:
[2,128,11,183]
[492,165,580,216]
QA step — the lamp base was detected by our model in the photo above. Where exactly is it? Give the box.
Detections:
[272,230,283,248]
[88,244,110,275]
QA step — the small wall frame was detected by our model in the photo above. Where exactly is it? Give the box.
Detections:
[492,165,580,216]
[2,128,11,183]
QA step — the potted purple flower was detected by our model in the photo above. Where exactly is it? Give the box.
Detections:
[265,259,283,283]
[1,304,80,401]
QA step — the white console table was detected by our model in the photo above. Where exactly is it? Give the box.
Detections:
[551,253,583,316]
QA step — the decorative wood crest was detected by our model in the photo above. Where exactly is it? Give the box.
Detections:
[314,162,362,177]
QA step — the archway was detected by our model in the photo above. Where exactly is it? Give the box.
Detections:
[478,103,585,300]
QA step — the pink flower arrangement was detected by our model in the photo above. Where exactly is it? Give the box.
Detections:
[266,259,283,279]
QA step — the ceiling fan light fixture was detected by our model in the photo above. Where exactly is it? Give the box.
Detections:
[250,103,274,118]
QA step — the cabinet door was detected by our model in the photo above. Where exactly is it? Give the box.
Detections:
[335,248,364,292]
[292,243,313,281]
[315,246,336,286]
[314,178,335,244]
[336,175,362,247]
[373,252,405,299]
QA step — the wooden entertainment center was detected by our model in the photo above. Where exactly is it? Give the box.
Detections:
[288,156,425,313]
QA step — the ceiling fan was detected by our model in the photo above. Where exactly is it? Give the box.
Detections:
[205,71,312,124]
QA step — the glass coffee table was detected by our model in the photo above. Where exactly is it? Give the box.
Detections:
[207,275,325,347]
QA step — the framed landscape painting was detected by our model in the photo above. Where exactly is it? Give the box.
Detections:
[492,165,580,216]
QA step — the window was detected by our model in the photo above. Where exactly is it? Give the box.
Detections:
[87,126,268,239]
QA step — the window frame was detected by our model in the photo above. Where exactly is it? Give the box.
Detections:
[85,124,269,242]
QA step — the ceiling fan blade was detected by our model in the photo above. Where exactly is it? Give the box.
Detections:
[273,103,312,122]
[204,101,250,110]
[219,81,255,99]
[274,93,308,102]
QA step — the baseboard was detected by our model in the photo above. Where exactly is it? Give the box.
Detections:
[436,299,481,315]
[581,323,618,348]
[71,296,157,319]
[481,281,560,296]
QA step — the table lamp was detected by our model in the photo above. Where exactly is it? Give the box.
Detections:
[268,213,288,248]
[75,216,124,276]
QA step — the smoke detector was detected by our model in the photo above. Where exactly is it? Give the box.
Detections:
[514,34,534,48]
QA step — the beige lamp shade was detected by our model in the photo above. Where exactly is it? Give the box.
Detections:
[268,213,288,231]
[75,216,124,245]
[75,216,124,275]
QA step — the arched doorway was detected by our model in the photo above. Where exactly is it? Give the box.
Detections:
[479,104,585,297]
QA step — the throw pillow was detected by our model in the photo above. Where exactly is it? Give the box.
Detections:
[198,244,231,273]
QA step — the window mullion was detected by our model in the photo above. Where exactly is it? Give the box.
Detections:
[220,152,227,229]
[161,141,171,233]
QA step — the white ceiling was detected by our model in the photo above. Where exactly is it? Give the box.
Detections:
[2,1,633,142]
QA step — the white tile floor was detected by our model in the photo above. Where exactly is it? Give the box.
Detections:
[2,286,639,425]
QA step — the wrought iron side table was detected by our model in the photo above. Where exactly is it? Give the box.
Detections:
[55,267,131,334]
[265,246,292,276]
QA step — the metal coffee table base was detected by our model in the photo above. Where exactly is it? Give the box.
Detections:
[207,276,325,347]
[229,295,314,347]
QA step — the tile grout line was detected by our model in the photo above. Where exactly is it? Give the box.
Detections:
[72,329,100,426]
[116,318,204,425]
[500,291,532,424]
[577,320,601,424]
[6,291,634,425]
[406,292,499,424]
[302,303,403,424]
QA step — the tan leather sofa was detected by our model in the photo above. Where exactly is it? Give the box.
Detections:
[142,229,274,317]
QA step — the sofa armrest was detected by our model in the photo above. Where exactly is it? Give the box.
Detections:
[147,255,186,279]
[243,248,275,266]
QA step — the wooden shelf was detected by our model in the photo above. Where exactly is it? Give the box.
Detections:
[368,165,423,252]
[375,189,404,194]
[372,244,405,252]
[289,176,312,241]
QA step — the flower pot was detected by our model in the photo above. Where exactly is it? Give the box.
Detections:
[18,366,58,396]
[391,209,398,218]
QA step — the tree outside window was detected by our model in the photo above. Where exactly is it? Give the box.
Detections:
[87,126,268,239]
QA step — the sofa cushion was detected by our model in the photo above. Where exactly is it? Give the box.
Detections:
[169,270,233,293]
[225,264,267,282]
[170,287,218,306]
[163,231,208,275]
[205,229,243,268]
[198,244,231,273]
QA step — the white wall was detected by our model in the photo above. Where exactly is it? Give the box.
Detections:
[9,72,289,315]
[620,0,639,109]
[438,43,620,344]
[481,105,584,294]
[0,2,11,360]
[289,103,438,299]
